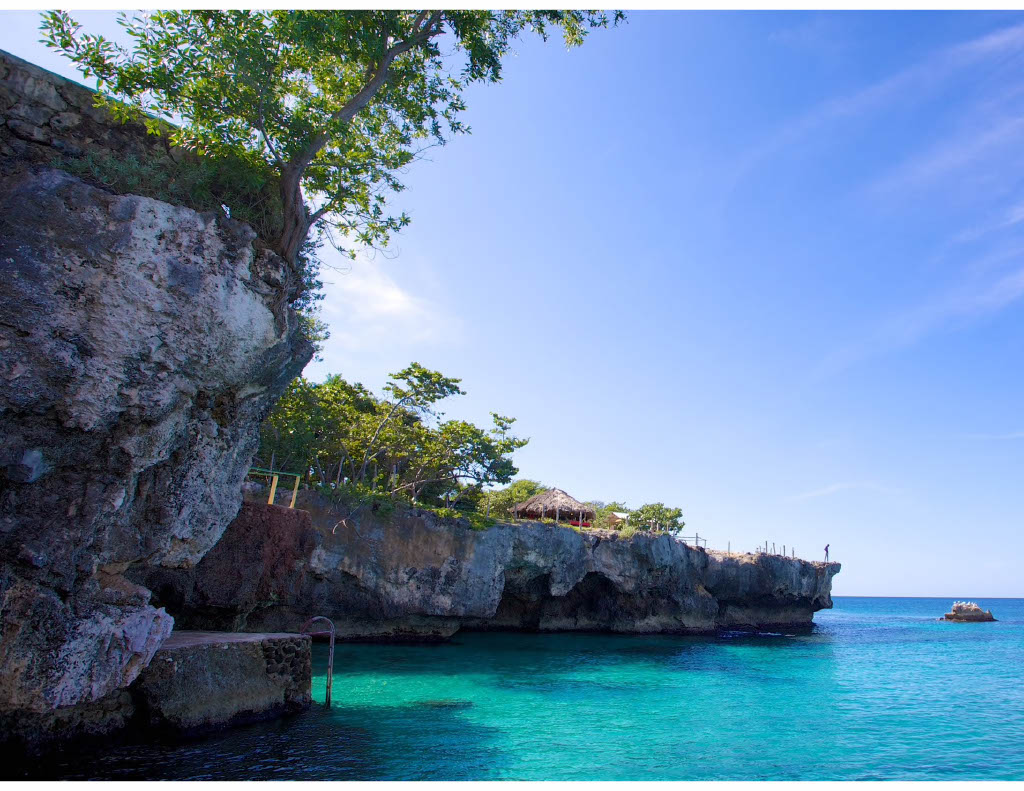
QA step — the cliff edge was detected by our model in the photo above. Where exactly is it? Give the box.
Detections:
[0,50,312,728]
[139,496,841,639]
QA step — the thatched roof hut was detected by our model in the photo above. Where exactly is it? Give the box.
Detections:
[513,488,595,522]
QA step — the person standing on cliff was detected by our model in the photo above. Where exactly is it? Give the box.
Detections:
[824,544,830,563]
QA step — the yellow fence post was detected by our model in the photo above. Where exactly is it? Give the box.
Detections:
[289,474,300,509]
[267,474,279,505]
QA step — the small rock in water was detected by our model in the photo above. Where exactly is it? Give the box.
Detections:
[418,699,473,710]
[943,601,996,622]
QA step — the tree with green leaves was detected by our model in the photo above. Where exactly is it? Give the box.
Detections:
[42,10,622,288]
[255,364,527,506]
[358,362,464,483]
[395,414,529,504]
[479,479,548,520]
[629,503,685,533]
[258,373,379,481]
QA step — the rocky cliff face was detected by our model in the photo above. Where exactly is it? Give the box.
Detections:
[140,496,841,639]
[0,51,312,723]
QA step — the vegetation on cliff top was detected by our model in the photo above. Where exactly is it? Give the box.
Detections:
[257,371,684,534]
[42,10,621,279]
[257,363,527,510]
[255,368,684,532]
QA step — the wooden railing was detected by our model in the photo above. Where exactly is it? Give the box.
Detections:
[247,467,302,508]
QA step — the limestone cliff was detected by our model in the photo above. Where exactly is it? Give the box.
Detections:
[139,496,841,639]
[0,51,312,722]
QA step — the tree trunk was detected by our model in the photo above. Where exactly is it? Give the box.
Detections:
[267,15,447,275]
[277,165,309,268]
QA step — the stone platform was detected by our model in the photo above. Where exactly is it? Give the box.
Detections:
[133,630,312,733]
[1,630,312,761]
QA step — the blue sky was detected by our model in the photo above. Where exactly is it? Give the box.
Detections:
[5,11,1024,596]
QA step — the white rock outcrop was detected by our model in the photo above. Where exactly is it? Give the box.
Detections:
[0,166,311,720]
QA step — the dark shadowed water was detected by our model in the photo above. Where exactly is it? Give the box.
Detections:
[28,597,1024,780]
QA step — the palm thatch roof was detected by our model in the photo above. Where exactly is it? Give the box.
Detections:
[513,488,595,521]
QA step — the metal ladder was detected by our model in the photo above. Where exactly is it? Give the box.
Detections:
[301,616,336,707]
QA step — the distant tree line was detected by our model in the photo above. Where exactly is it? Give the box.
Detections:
[481,484,685,535]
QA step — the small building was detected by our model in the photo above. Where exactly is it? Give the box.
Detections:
[513,488,596,526]
[607,511,630,528]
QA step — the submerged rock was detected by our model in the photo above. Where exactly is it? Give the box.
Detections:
[137,495,842,640]
[418,699,474,710]
[943,601,996,622]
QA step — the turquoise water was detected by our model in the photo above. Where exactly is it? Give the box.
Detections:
[36,597,1024,780]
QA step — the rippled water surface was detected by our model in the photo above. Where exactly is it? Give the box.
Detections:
[40,597,1024,780]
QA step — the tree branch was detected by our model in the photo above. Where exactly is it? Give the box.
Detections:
[254,43,285,166]
[308,199,340,226]
[289,12,445,173]
[358,397,409,482]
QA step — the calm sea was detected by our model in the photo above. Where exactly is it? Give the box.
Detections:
[35,597,1024,780]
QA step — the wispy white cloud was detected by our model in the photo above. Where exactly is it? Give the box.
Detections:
[953,201,1024,245]
[815,265,1024,377]
[961,431,1024,440]
[867,115,1024,197]
[955,20,1024,58]
[317,258,458,351]
[733,22,1024,380]
[727,22,1024,187]
[785,482,898,502]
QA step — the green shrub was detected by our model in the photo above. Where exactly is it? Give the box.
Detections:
[419,505,494,531]
[464,512,496,532]
[618,523,638,538]
[54,149,283,242]
[315,481,405,519]
[427,506,462,521]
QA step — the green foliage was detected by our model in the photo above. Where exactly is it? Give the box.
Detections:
[42,10,623,268]
[590,501,630,531]
[298,312,330,361]
[383,362,465,416]
[257,364,527,508]
[426,506,462,521]
[314,480,403,519]
[53,149,283,241]
[418,505,493,531]
[618,523,638,539]
[478,479,547,521]
[465,512,497,531]
[629,503,685,532]
[293,235,327,329]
